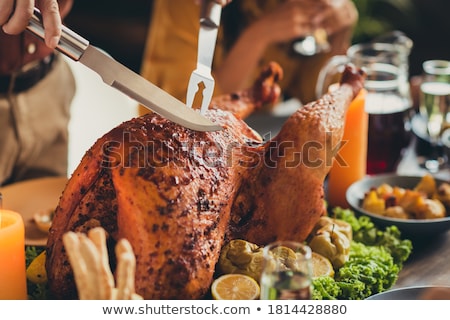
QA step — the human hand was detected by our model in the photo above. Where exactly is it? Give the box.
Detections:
[308,0,357,54]
[310,0,358,38]
[195,0,232,7]
[0,0,62,48]
[214,0,232,6]
[246,0,331,46]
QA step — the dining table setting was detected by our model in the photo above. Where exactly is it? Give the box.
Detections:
[1,76,448,301]
[244,102,450,300]
[0,10,449,302]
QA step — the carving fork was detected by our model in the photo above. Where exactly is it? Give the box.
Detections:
[186,1,222,114]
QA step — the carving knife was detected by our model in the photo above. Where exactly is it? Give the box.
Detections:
[26,8,222,132]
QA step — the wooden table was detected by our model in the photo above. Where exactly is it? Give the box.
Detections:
[393,230,450,288]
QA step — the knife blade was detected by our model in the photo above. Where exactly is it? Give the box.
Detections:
[26,8,222,132]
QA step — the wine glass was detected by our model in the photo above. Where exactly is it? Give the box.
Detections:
[292,28,330,56]
[418,60,450,172]
[259,241,313,300]
[291,0,344,56]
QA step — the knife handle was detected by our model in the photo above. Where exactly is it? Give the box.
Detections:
[27,7,89,61]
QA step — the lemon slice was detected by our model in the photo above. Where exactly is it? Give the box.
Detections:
[26,251,48,284]
[311,252,335,278]
[211,274,260,300]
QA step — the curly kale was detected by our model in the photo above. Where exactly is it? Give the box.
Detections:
[313,242,399,300]
[312,276,340,300]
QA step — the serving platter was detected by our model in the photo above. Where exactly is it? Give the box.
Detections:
[366,285,450,300]
[0,176,67,246]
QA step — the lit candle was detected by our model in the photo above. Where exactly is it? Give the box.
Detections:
[327,89,368,208]
[0,207,28,300]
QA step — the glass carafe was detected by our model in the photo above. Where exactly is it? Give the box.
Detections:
[316,41,413,174]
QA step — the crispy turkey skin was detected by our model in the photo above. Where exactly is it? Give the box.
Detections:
[46,63,365,299]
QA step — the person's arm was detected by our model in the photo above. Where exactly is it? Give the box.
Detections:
[213,0,329,94]
[292,0,358,103]
[0,0,66,48]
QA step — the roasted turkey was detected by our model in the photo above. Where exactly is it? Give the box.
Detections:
[46,62,365,299]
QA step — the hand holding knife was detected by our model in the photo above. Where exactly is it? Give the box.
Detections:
[0,0,63,48]
[25,7,222,132]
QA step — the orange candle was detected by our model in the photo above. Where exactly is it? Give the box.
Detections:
[0,210,28,300]
[327,89,368,208]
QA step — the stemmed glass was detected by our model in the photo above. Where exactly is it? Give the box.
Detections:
[259,241,313,300]
[292,28,330,56]
[419,60,450,172]
[291,0,343,56]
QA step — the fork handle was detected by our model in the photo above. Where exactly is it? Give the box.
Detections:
[200,0,222,28]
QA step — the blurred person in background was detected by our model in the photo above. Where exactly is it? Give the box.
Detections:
[0,0,76,186]
[140,0,357,114]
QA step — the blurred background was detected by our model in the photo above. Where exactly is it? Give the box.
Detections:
[65,0,152,73]
[64,0,450,78]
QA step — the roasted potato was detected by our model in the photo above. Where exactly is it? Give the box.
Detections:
[434,183,450,210]
[362,190,385,215]
[414,174,437,198]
